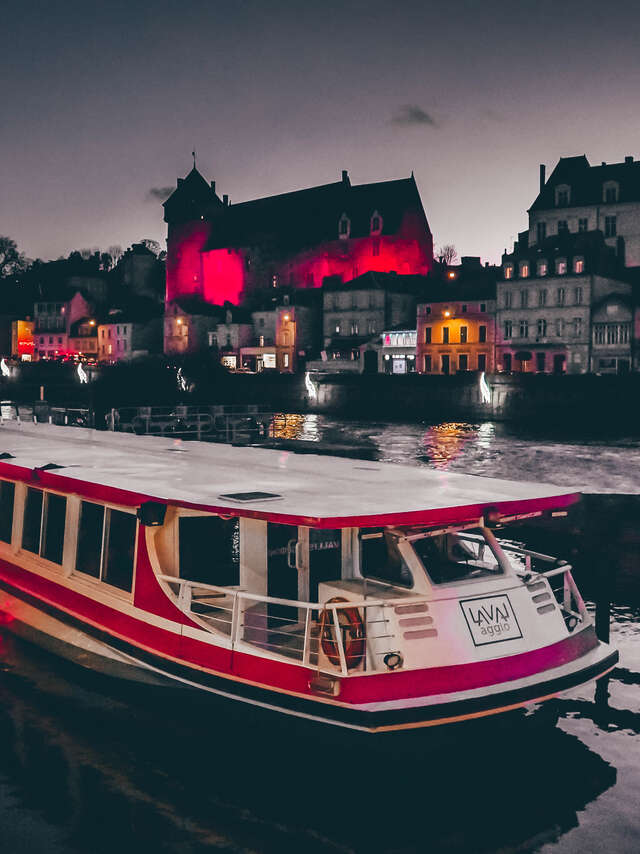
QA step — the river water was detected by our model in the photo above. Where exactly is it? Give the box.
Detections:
[1,417,640,853]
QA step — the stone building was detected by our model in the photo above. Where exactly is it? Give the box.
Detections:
[416,260,497,374]
[322,272,421,364]
[162,166,433,313]
[497,231,631,374]
[164,297,221,357]
[529,154,640,266]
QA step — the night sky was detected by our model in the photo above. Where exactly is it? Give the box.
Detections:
[4,0,640,263]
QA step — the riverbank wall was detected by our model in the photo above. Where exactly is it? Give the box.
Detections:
[3,362,640,424]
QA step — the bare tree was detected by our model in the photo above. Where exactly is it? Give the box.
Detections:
[108,245,124,265]
[436,244,458,265]
[140,238,162,256]
[0,236,30,277]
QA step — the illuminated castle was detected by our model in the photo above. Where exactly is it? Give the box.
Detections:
[163,167,434,308]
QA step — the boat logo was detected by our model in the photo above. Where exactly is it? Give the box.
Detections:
[460,594,523,646]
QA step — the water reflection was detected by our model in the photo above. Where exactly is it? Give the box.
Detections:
[0,632,633,854]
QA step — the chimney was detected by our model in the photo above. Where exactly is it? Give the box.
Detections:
[625,156,634,164]
[342,169,349,185]
[210,180,216,191]
[223,194,229,207]
[539,164,546,192]
[601,162,606,166]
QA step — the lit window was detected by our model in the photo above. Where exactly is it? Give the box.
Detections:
[283,353,290,368]
[503,264,513,279]
[556,259,567,275]
[574,258,584,274]
[520,262,529,278]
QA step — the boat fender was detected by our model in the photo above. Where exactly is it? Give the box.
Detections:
[319,597,365,670]
[383,652,403,671]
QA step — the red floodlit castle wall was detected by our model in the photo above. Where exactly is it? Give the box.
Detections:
[166,201,433,306]
[165,221,212,303]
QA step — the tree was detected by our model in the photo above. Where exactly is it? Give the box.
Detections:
[140,238,162,256]
[0,236,30,278]
[436,244,458,265]
[108,245,124,265]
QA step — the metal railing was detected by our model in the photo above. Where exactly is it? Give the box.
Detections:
[157,575,427,676]
[498,541,589,631]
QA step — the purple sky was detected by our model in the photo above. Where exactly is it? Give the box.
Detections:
[4,0,640,264]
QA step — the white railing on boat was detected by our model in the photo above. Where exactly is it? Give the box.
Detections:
[157,574,429,676]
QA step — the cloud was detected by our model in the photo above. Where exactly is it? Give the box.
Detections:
[390,105,438,128]
[146,186,174,202]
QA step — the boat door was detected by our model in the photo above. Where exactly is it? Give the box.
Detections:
[267,523,299,626]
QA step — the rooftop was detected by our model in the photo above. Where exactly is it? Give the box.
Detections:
[0,423,579,529]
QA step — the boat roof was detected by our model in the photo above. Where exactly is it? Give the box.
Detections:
[0,423,579,529]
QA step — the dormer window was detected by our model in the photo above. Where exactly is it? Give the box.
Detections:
[338,213,351,239]
[503,264,514,280]
[555,184,571,207]
[370,211,383,234]
[574,256,584,274]
[556,258,567,275]
[537,259,548,276]
[519,262,529,278]
[603,181,619,203]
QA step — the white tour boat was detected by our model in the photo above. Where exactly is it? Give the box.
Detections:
[0,422,617,733]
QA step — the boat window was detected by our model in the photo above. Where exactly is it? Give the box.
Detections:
[21,488,67,565]
[360,530,413,588]
[0,480,15,543]
[103,509,137,592]
[22,488,43,554]
[42,493,67,564]
[76,500,137,592]
[77,500,104,579]
[179,515,240,586]
[412,532,503,585]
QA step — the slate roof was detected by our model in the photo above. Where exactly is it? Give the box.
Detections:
[530,155,640,211]
[202,175,428,252]
[163,168,223,224]
[322,271,427,293]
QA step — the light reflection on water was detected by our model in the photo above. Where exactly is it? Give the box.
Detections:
[268,414,640,493]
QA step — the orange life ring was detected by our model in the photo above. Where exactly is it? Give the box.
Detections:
[319,597,365,670]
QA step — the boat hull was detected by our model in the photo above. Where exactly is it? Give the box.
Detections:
[0,579,618,733]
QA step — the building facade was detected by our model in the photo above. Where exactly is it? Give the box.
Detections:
[162,167,433,312]
[529,155,640,266]
[497,232,631,374]
[416,261,497,374]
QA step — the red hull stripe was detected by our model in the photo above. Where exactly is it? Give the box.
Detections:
[0,556,599,707]
[0,460,579,529]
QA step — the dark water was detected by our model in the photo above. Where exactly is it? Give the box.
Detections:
[2,417,640,853]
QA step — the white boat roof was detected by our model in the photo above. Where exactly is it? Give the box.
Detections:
[0,422,579,529]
